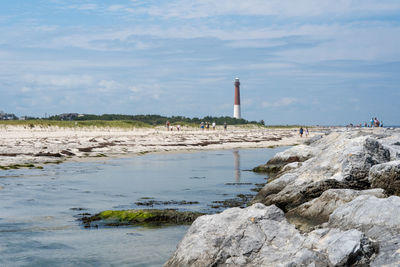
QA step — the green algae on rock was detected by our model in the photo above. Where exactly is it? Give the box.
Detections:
[81,209,204,228]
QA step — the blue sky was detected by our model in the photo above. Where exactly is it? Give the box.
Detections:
[1,0,399,125]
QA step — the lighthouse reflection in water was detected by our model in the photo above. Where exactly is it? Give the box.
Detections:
[233,150,241,182]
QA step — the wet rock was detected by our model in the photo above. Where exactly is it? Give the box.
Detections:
[369,160,400,196]
[81,209,204,228]
[209,194,253,209]
[135,200,200,207]
[61,150,75,156]
[78,147,94,152]
[34,152,63,157]
[165,203,376,267]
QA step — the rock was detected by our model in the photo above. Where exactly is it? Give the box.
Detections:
[305,228,377,266]
[253,145,318,174]
[328,195,400,266]
[341,138,390,186]
[304,134,323,145]
[60,150,75,156]
[34,152,63,157]
[252,132,392,212]
[81,209,204,228]
[329,195,400,233]
[166,129,400,267]
[286,189,386,227]
[281,161,302,172]
[369,160,400,196]
[257,179,351,212]
[165,203,377,267]
[250,173,297,205]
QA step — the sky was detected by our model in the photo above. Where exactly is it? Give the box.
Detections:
[1,0,400,125]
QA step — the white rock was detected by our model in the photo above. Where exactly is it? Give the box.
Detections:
[287,188,386,222]
[165,204,375,266]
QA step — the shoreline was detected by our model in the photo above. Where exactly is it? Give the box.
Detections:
[0,125,324,169]
[165,127,400,266]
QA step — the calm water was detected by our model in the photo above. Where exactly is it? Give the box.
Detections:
[0,147,285,266]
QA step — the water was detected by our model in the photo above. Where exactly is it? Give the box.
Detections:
[0,147,285,266]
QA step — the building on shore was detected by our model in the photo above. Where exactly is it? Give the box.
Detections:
[0,111,18,120]
[233,78,241,119]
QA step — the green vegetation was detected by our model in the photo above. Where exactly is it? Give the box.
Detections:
[0,114,315,128]
[0,163,43,170]
[81,209,205,227]
[47,114,260,126]
[99,210,156,222]
[0,119,151,128]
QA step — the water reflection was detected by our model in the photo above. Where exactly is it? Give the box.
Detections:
[233,150,240,182]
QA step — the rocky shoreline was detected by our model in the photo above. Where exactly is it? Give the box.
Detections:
[0,125,314,170]
[165,128,400,266]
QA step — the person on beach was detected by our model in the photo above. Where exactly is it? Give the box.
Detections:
[224,122,227,131]
[200,122,204,130]
[375,118,380,127]
[166,121,170,131]
[212,122,216,130]
[299,127,304,137]
[206,122,210,130]
[305,128,309,137]
[370,118,374,127]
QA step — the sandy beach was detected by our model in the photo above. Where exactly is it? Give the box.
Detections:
[0,125,320,169]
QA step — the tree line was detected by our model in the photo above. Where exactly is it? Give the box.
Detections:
[47,114,261,126]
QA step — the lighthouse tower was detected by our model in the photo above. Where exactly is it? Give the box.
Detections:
[233,78,241,119]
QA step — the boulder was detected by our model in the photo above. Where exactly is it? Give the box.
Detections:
[286,189,386,226]
[250,173,297,205]
[328,195,400,266]
[252,133,392,212]
[305,228,377,266]
[165,203,377,267]
[252,145,318,174]
[369,160,400,196]
[341,138,390,186]
[256,179,374,212]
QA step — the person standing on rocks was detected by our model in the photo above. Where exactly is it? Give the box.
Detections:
[224,122,227,131]
[212,122,216,130]
[299,127,304,137]
[166,121,170,131]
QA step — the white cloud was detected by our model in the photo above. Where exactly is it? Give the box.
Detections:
[262,97,298,108]
[68,4,98,11]
[98,80,121,92]
[23,74,94,88]
[20,87,32,93]
[121,0,400,19]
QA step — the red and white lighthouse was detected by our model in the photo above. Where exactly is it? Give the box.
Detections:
[233,78,241,119]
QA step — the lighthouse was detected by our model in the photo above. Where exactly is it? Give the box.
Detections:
[233,78,241,119]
